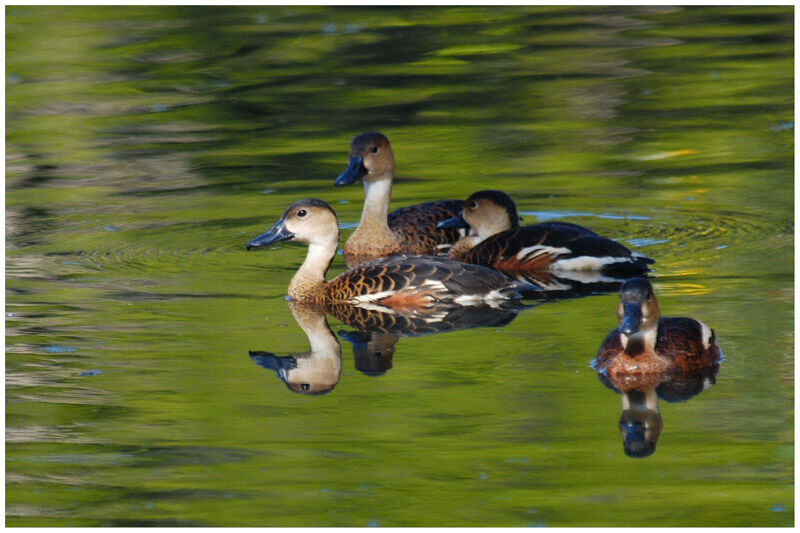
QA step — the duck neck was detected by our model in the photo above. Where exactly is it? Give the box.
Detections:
[358,177,394,230]
[288,239,338,303]
[620,327,658,356]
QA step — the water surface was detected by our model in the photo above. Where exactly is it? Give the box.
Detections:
[6,6,793,527]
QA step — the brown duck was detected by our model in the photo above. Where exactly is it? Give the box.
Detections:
[438,190,654,290]
[334,132,463,267]
[246,199,532,311]
[593,278,721,381]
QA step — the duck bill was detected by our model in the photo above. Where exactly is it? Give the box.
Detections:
[436,213,468,229]
[334,156,367,187]
[620,302,642,335]
[246,220,294,250]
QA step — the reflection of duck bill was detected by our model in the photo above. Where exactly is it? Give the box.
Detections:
[249,351,296,378]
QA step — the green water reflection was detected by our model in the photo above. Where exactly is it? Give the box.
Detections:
[6,5,793,526]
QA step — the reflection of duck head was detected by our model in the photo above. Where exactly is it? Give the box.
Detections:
[338,330,397,376]
[618,388,663,458]
[598,364,719,459]
[249,302,341,395]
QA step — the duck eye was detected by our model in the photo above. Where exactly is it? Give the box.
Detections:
[297,209,307,217]
[371,146,378,154]
[469,201,478,209]
[301,383,310,391]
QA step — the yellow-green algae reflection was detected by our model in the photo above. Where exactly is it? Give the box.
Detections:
[6,5,793,527]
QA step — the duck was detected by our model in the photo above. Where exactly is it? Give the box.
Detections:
[333,132,463,267]
[593,277,721,381]
[246,199,533,311]
[437,190,654,289]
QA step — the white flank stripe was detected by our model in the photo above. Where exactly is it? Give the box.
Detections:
[698,320,712,350]
[421,279,447,291]
[552,255,627,272]
[350,290,396,304]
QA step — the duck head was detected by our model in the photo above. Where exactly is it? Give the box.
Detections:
[616,277,660,354]
[246,198,340,251]
[334,132,395,187]
[437,190,520,239]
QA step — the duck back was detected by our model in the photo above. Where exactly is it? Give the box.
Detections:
[326,254,528,310]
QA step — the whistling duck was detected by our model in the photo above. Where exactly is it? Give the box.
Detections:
[437,190,654,288]
[593,278,721,381]
[249,301,341,395]
[246,199,532,311]
[333,132,463,267]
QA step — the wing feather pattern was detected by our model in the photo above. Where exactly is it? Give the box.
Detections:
[327,254,526,308]
[388,200,464,255]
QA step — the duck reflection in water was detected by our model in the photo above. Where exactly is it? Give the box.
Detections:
[597,365,720,458]
[250,298,528,389]
[337,331,397,376]
[332,301,525,376]
[249,301,341,395]
[592,277,722,458]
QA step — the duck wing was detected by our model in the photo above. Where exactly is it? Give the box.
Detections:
[328,254,528,308]
[655,318,720,369]
[388,200,464,254]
